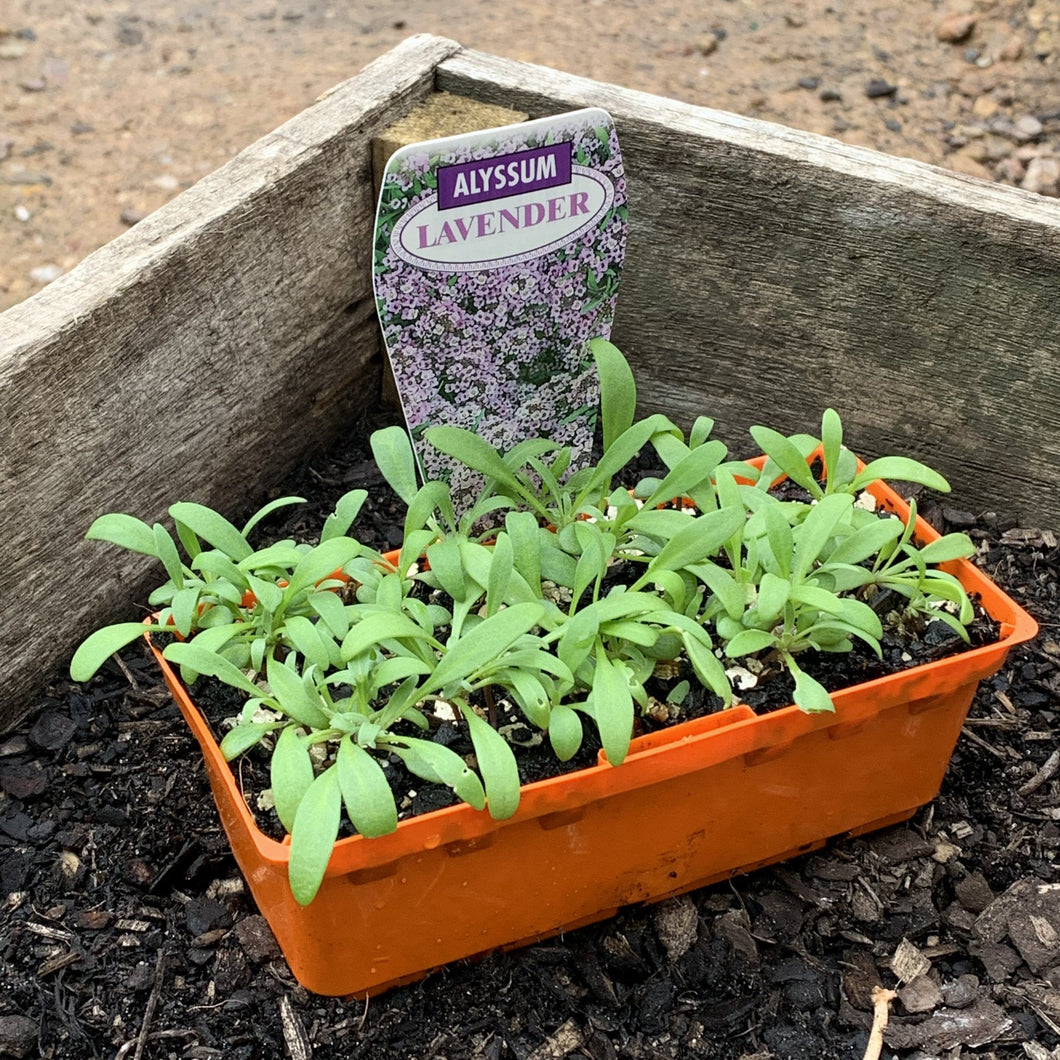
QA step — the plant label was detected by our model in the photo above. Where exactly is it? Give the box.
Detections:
[373,108,627,512]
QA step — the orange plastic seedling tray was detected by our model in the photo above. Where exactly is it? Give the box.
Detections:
[148,464,1037,996]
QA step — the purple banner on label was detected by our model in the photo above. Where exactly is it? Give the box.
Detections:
[437,142,571,211]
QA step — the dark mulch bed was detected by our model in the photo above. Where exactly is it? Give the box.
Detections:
[2,421,1059,1060]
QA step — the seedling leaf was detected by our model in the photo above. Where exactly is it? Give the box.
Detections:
[289,767,341,905]
[271,726,315,834]
[337,738,399,837]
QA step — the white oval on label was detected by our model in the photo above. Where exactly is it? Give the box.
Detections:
[391,167,614,273]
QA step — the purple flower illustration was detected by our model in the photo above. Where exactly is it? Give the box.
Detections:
[373,111,627,512]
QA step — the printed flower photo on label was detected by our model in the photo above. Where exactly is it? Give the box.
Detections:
[373,109,628,514]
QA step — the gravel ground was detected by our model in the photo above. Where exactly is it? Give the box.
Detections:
[2,0,1059,310]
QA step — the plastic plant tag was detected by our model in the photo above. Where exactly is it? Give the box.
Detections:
[372,108,627,513]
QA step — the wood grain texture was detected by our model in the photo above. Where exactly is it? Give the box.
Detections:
[0,34,462,729]
[437,49,1060,530]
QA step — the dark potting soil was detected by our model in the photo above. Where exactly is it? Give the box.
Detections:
[2,419,1059,1060]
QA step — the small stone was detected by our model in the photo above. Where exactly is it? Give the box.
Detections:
[937,12,976,43]
[956,872,995,914]
[70,120,94,135]
[233,914,282,963]
[819,88,842,102]
[1013,115,1045,142]
[14,204,30,222]
[29,263,63,284]
[899,973,944,1013]
[116,21,143,45]
[0,1015,37,1059]
[865,79,897,99]
[19,78,46,92]
[1022,156,1060,197]
[997,157,1026,184]
[964,47,980,63]
[1000,34,1024,61]
[120,207,145,227]
[965,133,1010,163]
[696,36,718,57]
[972,94,999,118]
[2,170,52,186]
[953,148,992,179]
[942,973,981,1008]
[797,75,820,90]
[153,174,179,191]
[0,40,29,59]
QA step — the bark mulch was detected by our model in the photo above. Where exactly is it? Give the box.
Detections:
[2,428,1059,1060]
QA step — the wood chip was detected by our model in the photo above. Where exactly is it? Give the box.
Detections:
[932,839,962,863]
[133,951,166,1060]
[279,995,312,1060]
[115,918,152,933]
[994,690,1018,713]
[653,895,699,962]
[961,725,1011,760]
[23,922,74,943]
[1020,749,1060,795]
[892,938,931,984]
[37,951,80,977]
[898,973,943,1013]
[527,1018,585,1060]
[76,909,111,930]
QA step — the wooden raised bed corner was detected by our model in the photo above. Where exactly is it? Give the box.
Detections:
[1,34,1058,730]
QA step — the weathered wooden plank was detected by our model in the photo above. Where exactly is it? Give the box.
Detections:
[437,49,1060,530]
[0,34,463,729]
